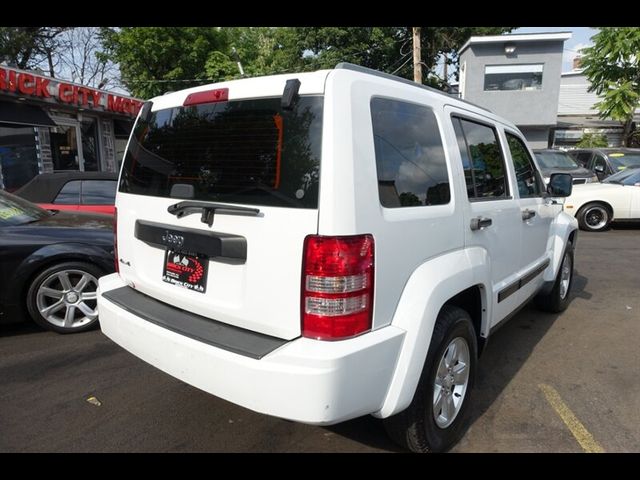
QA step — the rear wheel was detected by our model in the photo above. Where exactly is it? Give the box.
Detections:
[26,261,102,334]
[577,202,611,232]
[383,306,477,452]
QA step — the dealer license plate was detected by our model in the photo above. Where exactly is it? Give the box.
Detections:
[162,249,208,293]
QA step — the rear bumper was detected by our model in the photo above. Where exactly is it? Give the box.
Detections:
[98,273,405,425]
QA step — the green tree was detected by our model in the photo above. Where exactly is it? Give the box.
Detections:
[576,132,608,148]
[0,27,68,76]
[100,27,232,98]
[581,28,640,146]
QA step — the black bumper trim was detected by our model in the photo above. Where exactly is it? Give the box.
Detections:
[102,286,289,359]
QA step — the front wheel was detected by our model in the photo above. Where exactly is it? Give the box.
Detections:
[26,261,103,334]
[535,244,574,313]
[383,306,477,452]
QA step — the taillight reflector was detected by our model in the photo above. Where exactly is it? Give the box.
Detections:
[183,88,229,106]
[302,235,374,340]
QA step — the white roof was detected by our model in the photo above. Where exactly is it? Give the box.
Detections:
[459,32,572,55]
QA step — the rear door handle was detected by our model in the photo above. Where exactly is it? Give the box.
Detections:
[522,209,536,221]
[470,216,492,231]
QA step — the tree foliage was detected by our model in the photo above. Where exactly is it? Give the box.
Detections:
[576,132,608,148]
[0,27,68,75]
[100,27,516,99]
[581,28,640,146]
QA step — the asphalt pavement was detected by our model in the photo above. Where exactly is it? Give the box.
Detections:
[1,227,638,452]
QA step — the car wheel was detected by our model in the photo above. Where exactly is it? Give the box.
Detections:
[535,243,574,313]
[577,202,611,232]
[26,261,103,334]
[383,305,477,453]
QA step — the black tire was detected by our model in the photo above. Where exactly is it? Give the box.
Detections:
[535,243,574,313]
[383,305,477,453]
[26,261,103,334]
[577,202,611,232]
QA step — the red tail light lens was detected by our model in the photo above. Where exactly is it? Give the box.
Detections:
[302,235,374,340]
[114,206,119,273]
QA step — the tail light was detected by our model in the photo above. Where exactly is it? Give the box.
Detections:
[302,235,374,340]
[114,206,119,273]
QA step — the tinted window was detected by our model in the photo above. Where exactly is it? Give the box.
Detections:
[453,117,509,200]
[82,180,116,205]
[119,96,323,209]
[54,180,81,204]
[508,134,541,197]
[574,152,592,167]
[371,98,449,207]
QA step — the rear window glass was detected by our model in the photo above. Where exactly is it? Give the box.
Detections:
[119,96,323,209]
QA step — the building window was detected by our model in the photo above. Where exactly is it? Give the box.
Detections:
[0,123,40,192]
[371,97,450,208]
[484,64,543,91]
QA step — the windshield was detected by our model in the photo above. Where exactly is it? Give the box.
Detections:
[606,152,640,171]
[604,167,640,185]
[0,190,49,226]
[534,151,579,169]
[119,96,323,209]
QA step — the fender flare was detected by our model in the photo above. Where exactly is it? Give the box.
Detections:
[7,242,114,305]
[374,247,491,418]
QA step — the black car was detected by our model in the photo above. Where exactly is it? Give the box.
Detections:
[567,148,640,180]
[0,189,114,333]
[533,149,599,185]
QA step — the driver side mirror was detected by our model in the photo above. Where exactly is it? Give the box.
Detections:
[547,173,573,197]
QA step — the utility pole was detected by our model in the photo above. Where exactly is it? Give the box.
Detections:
[413,27,422,84]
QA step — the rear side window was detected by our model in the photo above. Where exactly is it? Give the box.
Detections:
[81,180,116,205]
[453,117,509,200]
[119,96,323,209]
[371,98,450,207]
[54,180,81,204]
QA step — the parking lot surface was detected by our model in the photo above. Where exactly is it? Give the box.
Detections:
[1,228,638,452]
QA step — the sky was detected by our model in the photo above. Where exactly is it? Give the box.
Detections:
[513,27,597,72]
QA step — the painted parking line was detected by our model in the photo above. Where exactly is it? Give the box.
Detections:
[538,383,605,453]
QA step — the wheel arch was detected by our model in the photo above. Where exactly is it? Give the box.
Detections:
[373,247,491,418]
[10,244,113,309]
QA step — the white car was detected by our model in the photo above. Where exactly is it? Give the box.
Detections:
[564,167,640,231]
[97,64,577,452]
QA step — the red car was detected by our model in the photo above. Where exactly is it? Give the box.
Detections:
[14,171,117,215]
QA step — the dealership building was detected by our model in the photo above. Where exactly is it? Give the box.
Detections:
[0,66,143,191]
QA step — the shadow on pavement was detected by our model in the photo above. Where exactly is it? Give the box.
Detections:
[465,268,590,429]
[0,319,42,338]
[321,269,591,452]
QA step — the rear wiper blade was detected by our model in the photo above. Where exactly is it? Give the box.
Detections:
[167,200,260,227]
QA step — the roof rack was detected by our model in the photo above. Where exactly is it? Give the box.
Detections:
[334,62,491,113]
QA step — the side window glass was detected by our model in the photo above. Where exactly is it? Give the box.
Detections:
[576,152,592,168]
[81,180,117,205]
[371,98,450,207]
[454,117,509,200]
[506,133,542,197]
[53,180,81,204]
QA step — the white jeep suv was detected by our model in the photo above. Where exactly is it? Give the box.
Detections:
[97,63,577,452]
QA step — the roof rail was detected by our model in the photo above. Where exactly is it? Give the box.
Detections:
[334,62,492,113]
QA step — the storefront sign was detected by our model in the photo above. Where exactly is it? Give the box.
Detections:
[0,67,143,117]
